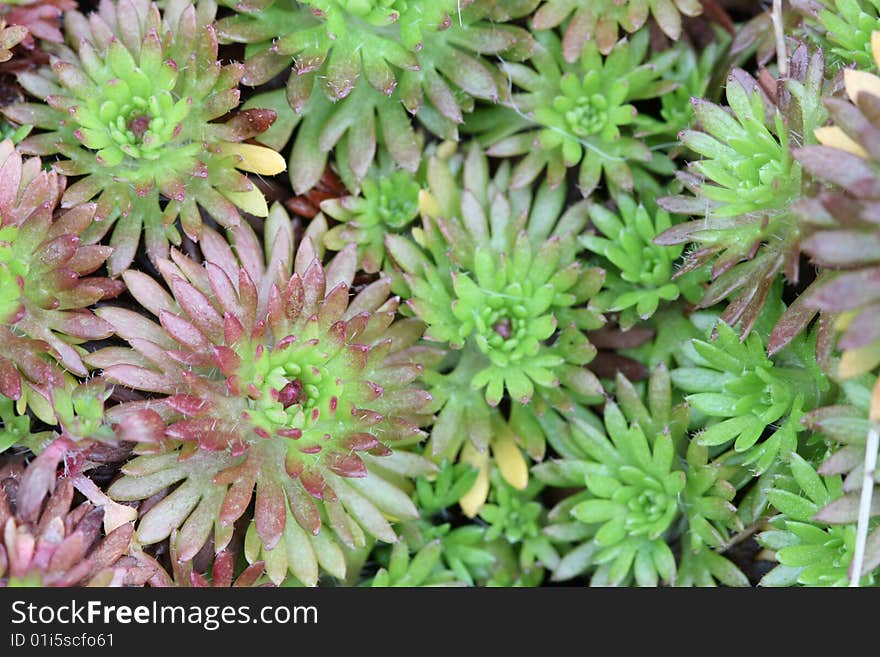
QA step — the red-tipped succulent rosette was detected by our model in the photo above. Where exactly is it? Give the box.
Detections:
[91,204,436,585]
[0,139,122,421]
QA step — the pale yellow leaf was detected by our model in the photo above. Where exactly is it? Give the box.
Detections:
[418,189,442,220]
[839,341,880,378]
[459,441,490,518]
[222,186,269,217]
[221,142,286,175]
[844,69,880,103]
[871,376,880,422]
[492,430,528,491]
[815,126,869,158]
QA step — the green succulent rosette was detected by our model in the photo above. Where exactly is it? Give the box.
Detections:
[657,46,827,339]
[671,313,830,475]
[581,192,707,330]
[534,365,745,586]
[0,140,123,422]
[384,143,605,516]
[321,155,422,274]
[759,453,880,586]
[466,28,679,197]
[220,0,535,193]
[3,0,285,274]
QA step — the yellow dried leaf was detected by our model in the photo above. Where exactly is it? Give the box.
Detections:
[871,376,880,422]
[492,430,528,491]
[221,142,286,175]
[815,126,869,158]
[459,441,490,518]
[844,69,880,104]
[75,475,138,533]
[418,189,442,220]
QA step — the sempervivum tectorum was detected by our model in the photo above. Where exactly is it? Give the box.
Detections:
[385,143,605,516]
[219,0,534,193]
[0,465,161,587]
[90,204,436,585]
[656,45,828,342]
[0,139,123,422]
[467,28,678,197]
[2,0,285,274]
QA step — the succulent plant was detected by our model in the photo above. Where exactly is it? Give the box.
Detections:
[241,77,424,198]
[794,33,880,376]
[0,0,870,593]
[3,0,285,275]
[468,27,676,197]
[375,469,544,583]
[0,139,123,422]
[531,0,703,60]
[478,470,559,575]
[397,461,498,585]
[534,365,744,586]
[0,394,43,454]
[467,28,678,197]
[50,381,114,442]
[807,0,880,69]
[758,453,880,586]
[480,540,547,586]
[0,380,125,506]
[657,46,827,339]
[10,405,139,541]
[367,540,464,587]
[219,0,535,193]
[672,313,829,474]
[322,157,421,274]
[675,539,752,586]
[654,37,731,143]
[385,143,605,515]
[0,471,160,587]
[413,461,479,517]
[92,204,435,585]
[803,376,879,485]
[581,192,707,330]
[797,376,880,580]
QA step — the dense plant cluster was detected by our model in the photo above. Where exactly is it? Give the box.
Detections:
[1,0,879,588]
